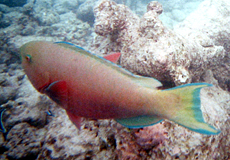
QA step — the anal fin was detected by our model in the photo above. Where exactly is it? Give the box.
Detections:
[66,110,82,130]
[115,115,163,128]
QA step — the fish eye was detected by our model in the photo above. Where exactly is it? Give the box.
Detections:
[25,54,32,63]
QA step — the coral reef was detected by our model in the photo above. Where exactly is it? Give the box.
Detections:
[76,0,97,26]
[0,0,230,159]
[174,0,230,92]
[0,0,27,7]
[4,122,45,159]
[53,0,79,14]
[2,74,229,159]
[93,0,225,86]
[0,0,93,52]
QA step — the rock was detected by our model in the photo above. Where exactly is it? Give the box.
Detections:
[53,0,79,14]
[147,1,163,14]
[0,86,18,104]
[32,0,60,26]
[4,122,46,159]
[2,11,23,22]
[3,77,49,129]
[93,0,225,86]
[76,0,97,26]
[0,0,229,159]
[0,64,7,73]
[0,4,11,13]
[38,108,97,159]
[90,0,230,159]
[0,75,57,159]
[48,12,91,42]
[174,0,230,92]
[20,25,35,36]
[0,71,20,104]
[9,35,60,50]
[33,9,60,26]
[38,108,136,159]
[0,10,24,45]
[0,0,27,7]
[0,73,8,86]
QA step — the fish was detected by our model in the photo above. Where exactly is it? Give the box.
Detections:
[0,107,7,133]
[46,109,55,117]
[20,41,220,135]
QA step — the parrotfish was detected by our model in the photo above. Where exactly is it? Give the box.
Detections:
[20,41,220,135]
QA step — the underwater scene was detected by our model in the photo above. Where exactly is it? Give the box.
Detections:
[0,0,230,159]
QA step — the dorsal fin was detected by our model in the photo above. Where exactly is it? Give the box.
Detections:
[55,41,161,89]
[103,52,121,63]
[55,41,121,63]
[55,41,88,54]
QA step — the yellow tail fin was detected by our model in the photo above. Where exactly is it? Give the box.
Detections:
[116,83,220,135]
[162,83,220,135]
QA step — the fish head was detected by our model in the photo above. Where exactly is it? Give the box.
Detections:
[20,41,50,93]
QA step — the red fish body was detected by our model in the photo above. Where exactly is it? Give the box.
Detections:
[20,41,220,135]
[21,42,149,118]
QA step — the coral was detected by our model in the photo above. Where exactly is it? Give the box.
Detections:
[0,11,23,28]
[0,0,230,159]
[0,76,18,104]
[48,12,92,43]
[115,123,168,159]
[93,0,225,86]
[134,124,167,150]
[0,52,22,104]
[76,0,97,26]
[4,122,46,159]
[33,9,60,26]
[0,0,27,7]
[53,0,79,14]
[174,0,230,92]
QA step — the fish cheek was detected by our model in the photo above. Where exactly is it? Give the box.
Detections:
[35,71,51,92]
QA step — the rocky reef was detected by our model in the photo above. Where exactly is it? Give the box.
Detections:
[0,0,230,159]
[174,0,230,92]
[93,0,226,86]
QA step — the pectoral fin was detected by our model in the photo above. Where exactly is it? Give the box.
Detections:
[115,115,163,128]
[44,80,68,108]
